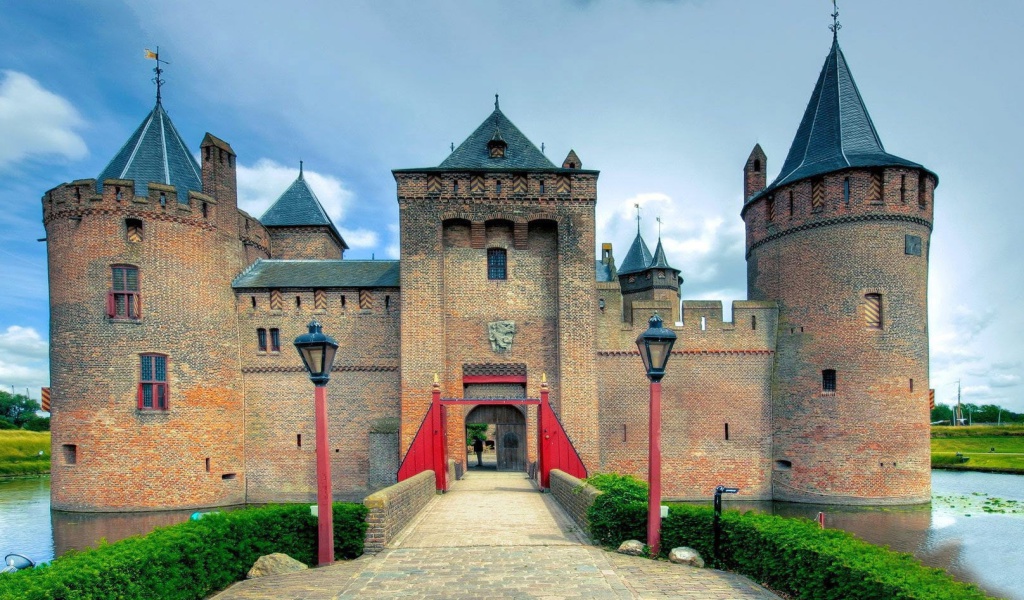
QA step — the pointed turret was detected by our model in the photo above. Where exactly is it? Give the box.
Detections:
[439,104,555,170]
[96,102,202,198]
[748,37,933,204]
[744,144,767,201]
[617,231,653,276]
[260,164,348,259]
[562,149,582,169]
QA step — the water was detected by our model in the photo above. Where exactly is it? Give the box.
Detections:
[1,473,1022,598]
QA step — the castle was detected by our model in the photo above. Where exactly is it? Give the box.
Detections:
[43,31,935,511]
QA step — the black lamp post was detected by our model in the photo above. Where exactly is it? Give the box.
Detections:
[636,313,677,557]
[294,320,339,566]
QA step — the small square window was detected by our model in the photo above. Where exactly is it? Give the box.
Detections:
[487,248,507,280]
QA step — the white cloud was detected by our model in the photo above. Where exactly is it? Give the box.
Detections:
[339,228,378,249]
[236,159,354,224]
[989,373,1021,389]
[0,326,49,391]
[0,70,86,169]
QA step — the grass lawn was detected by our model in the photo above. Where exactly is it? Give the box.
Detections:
[0,430,51,476]
[931,426,1024,473]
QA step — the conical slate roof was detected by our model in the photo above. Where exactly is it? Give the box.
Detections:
[260,168,348,249]
[618,231,653,276]
[96,102,202,199]
[650,238,676,271]
[438,105,556,170]
[749,38,931,204]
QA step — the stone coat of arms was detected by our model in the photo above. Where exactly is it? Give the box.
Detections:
[488,320,516,353]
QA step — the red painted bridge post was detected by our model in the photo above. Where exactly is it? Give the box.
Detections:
[431,377,447,491]
[647,380,662,557]
[314,384,335,566]
[539,375,549,488]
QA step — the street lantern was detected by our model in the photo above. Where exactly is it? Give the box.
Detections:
[636,313,677,382]
[294,320,340,566]
[635,313,677,557]
[294,320,339,386]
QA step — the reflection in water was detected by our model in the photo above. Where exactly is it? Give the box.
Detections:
[51,508,197,557]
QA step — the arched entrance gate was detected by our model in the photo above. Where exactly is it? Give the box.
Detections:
[397,376,587,491]
[465,404,526,471]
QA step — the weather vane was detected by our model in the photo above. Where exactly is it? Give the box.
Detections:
[635,203,642,234]
[144,47,170,104]
[829,0,842,39]
[656,216,663,238]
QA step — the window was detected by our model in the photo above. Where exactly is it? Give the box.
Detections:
[62,444,77,465]
[539,181,545,195]
[822,369,837,395]
[788,191,794,217]
[138,354,169,410]
[495,180,502,194]
[751,315,757,330]
[453,180,459,194]
[864,293,882,329]
[125,218,143,243]
[257,328,268,352]
[270,328,280,352]
[753,159,761,172]
[843,177,850,206]
[107,265,140,319]
[900,174,907,203]
[487,248,507,280]
[766,195,775,221]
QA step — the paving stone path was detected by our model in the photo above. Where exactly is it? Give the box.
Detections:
[211,471,781,599]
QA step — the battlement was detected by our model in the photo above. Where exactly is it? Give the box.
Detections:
[742,167,936,258]
[42,177,219,229]
[677,300,777,352]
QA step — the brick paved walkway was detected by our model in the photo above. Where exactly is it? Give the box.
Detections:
[210,471,780,599]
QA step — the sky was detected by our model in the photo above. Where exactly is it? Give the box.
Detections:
[0,1,1021,411]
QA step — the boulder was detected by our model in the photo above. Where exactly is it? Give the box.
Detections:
[617,540,645,556]
[668,546,705,568]
[246,553,309,579]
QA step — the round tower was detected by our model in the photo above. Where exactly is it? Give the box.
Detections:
[44,101,249,511]
[743,36,936,504]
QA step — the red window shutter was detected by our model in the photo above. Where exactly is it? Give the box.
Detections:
[107,292,116,317]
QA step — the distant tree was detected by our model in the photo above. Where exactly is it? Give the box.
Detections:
[22,414,50,431]
[466,423,488,444]
[0,391,38,427]
[0,417,16,430]
[930,403,953,424]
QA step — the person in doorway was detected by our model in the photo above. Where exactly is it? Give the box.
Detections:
[473,437,484,467]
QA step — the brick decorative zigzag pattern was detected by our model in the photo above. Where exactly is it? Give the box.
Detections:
[426,175,441,194]
[867,173,882,203]
[512,175,527,195]
[314,289,327,310]
[269,290,283,310]
[359,289,373,309]
[242,364,398,374]
[463,363,528,377]
[811,178,825,211]
[555,175,570,194]
[470,175,485,194]
[864,293,882,328]
[747,213,933,258]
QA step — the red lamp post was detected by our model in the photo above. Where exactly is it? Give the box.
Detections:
[635,313,677,557]
[294,320,339,566]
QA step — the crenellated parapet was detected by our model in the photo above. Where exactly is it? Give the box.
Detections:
[42,177,218,232]
[742,166,936,259]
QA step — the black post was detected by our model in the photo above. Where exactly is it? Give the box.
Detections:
[712,485,739,563]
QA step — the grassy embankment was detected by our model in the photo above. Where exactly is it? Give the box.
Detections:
[0,430,50,476]
[932,425,1024,473]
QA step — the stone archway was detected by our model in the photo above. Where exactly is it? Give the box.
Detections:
[465,404,527,472]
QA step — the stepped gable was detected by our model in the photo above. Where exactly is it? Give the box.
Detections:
[232,259,399,289]
[259,166,349,249]
[749,37,934,204]
[438,102,556,170]
[96,102,202,198]
[617,231,653,275]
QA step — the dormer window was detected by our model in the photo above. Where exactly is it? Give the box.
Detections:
[488,129,507,159]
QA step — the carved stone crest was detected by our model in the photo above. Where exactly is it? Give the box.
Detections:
[487,320,516,353]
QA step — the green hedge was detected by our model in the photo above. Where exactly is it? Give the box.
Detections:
[585,473,992,600]
[0,503,368,600]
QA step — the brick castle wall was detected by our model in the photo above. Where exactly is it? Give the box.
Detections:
[363,470,436,553]
[267,226,344,259]
[745,167,934,504]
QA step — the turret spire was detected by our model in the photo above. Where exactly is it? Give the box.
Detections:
[144,47,169,105]
[829,0,842,40]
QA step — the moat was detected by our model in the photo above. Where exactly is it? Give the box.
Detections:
[1,471,1021,599]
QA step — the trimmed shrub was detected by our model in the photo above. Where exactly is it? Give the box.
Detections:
[660,504,992,600]
[586,474,993,599]
[0,502,368,600]
[584,473,648,546]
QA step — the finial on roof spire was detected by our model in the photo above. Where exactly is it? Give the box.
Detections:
[829,0,842,39]
[541,142,545,154]
[299,160,304,179]
[635,203,642,234]
[450,142,455,153]
[495,93,499,110]
[144,47,169,104]
[656,216,663,238]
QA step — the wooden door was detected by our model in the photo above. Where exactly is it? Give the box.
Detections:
[496,422,526,471]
